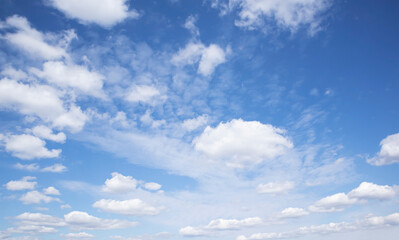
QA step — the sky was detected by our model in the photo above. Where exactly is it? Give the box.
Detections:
[0,0,399,239]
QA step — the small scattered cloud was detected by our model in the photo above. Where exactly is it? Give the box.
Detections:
[92,199,161,216]
[256,181,295,195]
[368,132,399,166]
[19,190,60,204]
[102,172,138,194]
[5,176,37,191]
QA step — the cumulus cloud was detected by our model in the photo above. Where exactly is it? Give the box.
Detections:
[125,85,165,104]
[256,181,295,195]
[0,78,87,132]
[231,0,330,34]
[41,163,68,173]
[172,42,228,76]
[144,182,162,191]
[0,15,72,59]
[14,163,40,171]
[5,176,37,191]
[31,125,66,143]
[92,199,161,216]
[31,61,105,98]
[194,119,293,168]
[368,132,399,166]
[64,211,138,230]
[49,0,139,28]
[6,225,57,234]
[102,172,137,194]
[308,193,358,213]
[14,212,66,227]
[237,212,399,240]
[180,217,262,237]
[43,186,61,196]
[4,134,61,160]
[279,208,309,218]
[348,182,396,200]
[19,190,60,204]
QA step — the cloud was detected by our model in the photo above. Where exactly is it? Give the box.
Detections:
[182,115,209,132]
[308,193,358,213]
[0,78,87,132]
[19,191,60,204]
[31,125,66,143]
[43,186,61,196]
[368,132,399,166]
[0,15,71,59]
[4,134,61,160]
[14,212,66,227]
[1,66,28,81]
[61,204,72,209]
[279,207,309,218]
[102,172,138,194]
[125,85,165,104]
[6,225,57,234]
[41,163,68,173]
[92,199,161,216]
[64,211,138,230]
[184,15,200,36]
[49,0,139,28]
[256,181,295,195]
[348,182,396,200]
[31,61,105,98]
[172,42,228,76]
[231,0,330,34]
[14,163,40,171]
[144,182,162,191]
[237,212,399,240]
[194,119,293,168]
[63,232,95,239]
[180,217,262,237]
[5,176,37,191]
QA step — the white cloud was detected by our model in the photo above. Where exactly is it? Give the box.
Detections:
[140,110,166,128]
[31,125,66,143]
[194,119,293,168]
[102,172,138,194]
[1,66,28,81]
[279,207,309,218]
[232,0,330,34]
[0,78,87,132]
[172,42,227,76]
[144,182,162,191]
[1,15,71,59]
[5,176,37,191]
[6,225,58,234]
[92,199,161,216]
[256,181,295,195]
[64,211,138,230]
[182,115,209,132]
[61,204,72,209]
[14,163,40,171]
[32,61,105,98]
[19,191,60,204]
[368,132,399,166]
[14,212,66,227]
[184,15,200,36]
[180,217,262,237]
[41,163,68,173]
[348,182,396,200]
[125,85,164,104]
[309,193,358,213]
[4,134,61,160]
[64,232,95,239]
[49,0,139,28]
[43,186,61,196]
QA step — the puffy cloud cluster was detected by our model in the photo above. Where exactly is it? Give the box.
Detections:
[368,132,399,166]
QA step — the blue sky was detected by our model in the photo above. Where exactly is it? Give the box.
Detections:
[0,0,399,239]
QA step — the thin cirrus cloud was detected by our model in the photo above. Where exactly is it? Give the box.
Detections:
[256,181,295,195]
[48,0,140,28]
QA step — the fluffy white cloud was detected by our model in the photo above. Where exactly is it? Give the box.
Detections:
[14,163,40,171]
[102,172,137,194]
[232,0,330,34]
[182,115,209,132]
[180,217,262,237]
[308,193,357,213]
[0,15,71,59]
[194,119,293,168]
[32,61,105,98]
[1,66,28,81]
[19,191,60,204]
[348,182,396,200]
[256,181,295,195]
[368,132,399,166]
[49,0,139,28]
[125,85,164,104]
[43,186,61,196]
[144,182,162,191]
[41,163,68,173]
[6,225,57,234]
[92,199,161,216]
[0,78,87,132]
[64,211,138,230]
[14,212,66,227]
[64,232,95,239]
[172,42,227,76]
[4,134,61,160]
[279,208,309,218]
[5,176,37,191]
[31,125,66,143]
